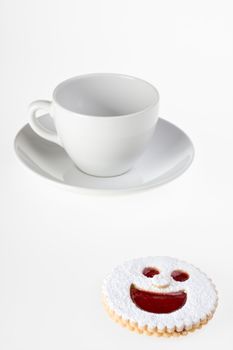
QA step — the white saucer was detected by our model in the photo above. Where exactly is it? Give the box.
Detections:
[14,115,194,194]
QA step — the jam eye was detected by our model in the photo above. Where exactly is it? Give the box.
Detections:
[171,270,189,282]
[142,267,160,278]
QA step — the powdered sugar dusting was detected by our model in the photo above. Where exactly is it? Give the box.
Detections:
[102,256,217,331]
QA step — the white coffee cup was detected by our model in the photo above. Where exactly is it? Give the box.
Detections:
[28,73,159,177]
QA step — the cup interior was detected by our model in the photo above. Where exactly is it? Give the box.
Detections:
[53,74,159,117]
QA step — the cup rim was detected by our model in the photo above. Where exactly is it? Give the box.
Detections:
[52,73,159,118]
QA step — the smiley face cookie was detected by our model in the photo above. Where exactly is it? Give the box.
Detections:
[102,257,218,336]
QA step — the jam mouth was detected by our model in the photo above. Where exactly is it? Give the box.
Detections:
[130,284,187,314]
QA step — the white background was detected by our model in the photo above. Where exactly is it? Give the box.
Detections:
[1,0,233,349]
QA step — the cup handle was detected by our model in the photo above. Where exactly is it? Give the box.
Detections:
[28,100,62,146]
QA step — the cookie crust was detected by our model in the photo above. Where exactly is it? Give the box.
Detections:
[103,298,217,337]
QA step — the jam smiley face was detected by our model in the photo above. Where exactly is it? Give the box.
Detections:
[103,256,218,334]
[130,267,189,314]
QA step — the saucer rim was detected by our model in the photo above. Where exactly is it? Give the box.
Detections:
[14,118,195,195]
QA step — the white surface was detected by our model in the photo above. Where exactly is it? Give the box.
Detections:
[103,256,217,331]
[14,115,194,193]
[0,0,233,349]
